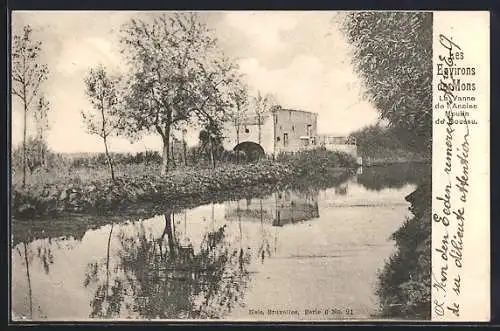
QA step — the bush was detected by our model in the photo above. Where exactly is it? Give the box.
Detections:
[277,147,357,176]
[351,124,430,163]
[69,151,163,169]
[12,138,73,177]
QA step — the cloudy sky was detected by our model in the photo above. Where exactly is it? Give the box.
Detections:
[11,11,379,153]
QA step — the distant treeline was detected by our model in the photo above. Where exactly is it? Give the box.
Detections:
[357,163,430,191]
[11,137,259,173]
[351,124,405,156]
[351,124,429,163]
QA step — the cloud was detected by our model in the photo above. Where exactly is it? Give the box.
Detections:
[224,12,300,53]
[232,12,379,135]
[11,11,380,153]
[56,37,123,76]
[238,53,378,135]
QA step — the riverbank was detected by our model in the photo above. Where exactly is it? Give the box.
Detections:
[359,147,430,167]
[362,155,430,167]
[375,180,431,319]
[12,149,357,219]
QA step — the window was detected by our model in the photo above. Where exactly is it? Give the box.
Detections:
[283,133,289,147]
[245,127,250,133]
[306,124,312,137]
[292,125,295,132]
[276,136,281,142]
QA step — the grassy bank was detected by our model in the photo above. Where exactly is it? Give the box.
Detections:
[375,179,431,319]
[359,148,429,167]
[12,148,357,220]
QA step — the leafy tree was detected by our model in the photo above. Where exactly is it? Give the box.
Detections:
[342,12,432,319]
[351,124,405,157]
[342,12,432,154]
[82,65,119,181]
[252,91,277,145]
[119,13,241,175]
[12,25,49,187]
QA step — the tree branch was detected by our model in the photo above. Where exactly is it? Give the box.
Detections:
[12,88,23,100]
[12,72,24,84]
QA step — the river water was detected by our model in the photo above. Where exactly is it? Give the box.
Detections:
[11,163,430,321]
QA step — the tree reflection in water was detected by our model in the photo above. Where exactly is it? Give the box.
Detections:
[84,212,252,319]
[14,236,75,319]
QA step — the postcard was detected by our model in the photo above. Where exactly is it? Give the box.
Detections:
[9,10,490,322]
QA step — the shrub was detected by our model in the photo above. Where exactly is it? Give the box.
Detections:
[277,147,357,177]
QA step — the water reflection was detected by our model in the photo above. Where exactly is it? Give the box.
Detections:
[11,163,429,320]
[225,190,320,228]
[83,212,252,319]
[357,163,430,191]
[13,237,76,319]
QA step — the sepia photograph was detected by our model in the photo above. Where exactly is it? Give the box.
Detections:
[10,10,434,321]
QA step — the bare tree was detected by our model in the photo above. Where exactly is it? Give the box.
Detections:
[82,65,119,181]
[12,25,49,187]
[119,13,240,175]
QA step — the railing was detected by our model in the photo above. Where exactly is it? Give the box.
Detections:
[316,135,357,146]
[298,135,357,151]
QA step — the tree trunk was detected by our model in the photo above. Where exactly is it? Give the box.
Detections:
[22,101,27,188]
[23,242,33,319]
[236,124,240,164]
[40,142,45,168]
[160,128,171,176]
[164,213,175,259]
[104,223,114,310]
[183,138,187,167]
[171,138,175,168]
[99,100,115,181]
[103,135,115,181]
[236,122,240,145]
[258,115,262,144]
[209,136,215,169]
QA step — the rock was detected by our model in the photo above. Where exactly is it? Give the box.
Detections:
[59,189,68,201]
[41,188,50,198]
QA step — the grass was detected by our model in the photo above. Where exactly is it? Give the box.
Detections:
[12,148,357,189]
[12,148,358,219]
[14,162,161,188]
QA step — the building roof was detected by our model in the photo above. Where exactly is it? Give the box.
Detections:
[270,107,318,116]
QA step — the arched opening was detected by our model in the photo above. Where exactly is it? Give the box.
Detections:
[234,141,265,161]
